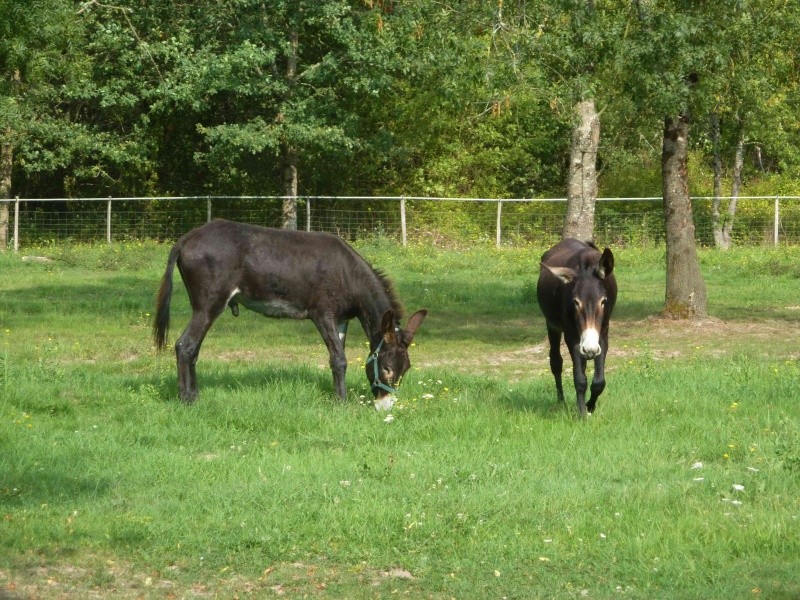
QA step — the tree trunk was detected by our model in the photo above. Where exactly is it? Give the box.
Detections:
[563,99,600,241]
[282,144,298,230]
[662,115,707,319]
[281,27,299,230]
[721,123,745,249]
[710,114,725,248]
[0,138,11,250]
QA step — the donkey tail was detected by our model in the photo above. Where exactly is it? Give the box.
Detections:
[153,243,181,350]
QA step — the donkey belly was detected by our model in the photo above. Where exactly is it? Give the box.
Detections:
[232,292,309,320]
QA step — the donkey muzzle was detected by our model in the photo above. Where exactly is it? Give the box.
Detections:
[579,327,602,359]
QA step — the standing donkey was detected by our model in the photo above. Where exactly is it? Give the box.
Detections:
[537,238,617,417]
[154,219,426,408]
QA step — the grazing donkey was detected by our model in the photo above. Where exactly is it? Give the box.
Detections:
[154,219,427,408]
[537,238,616,417]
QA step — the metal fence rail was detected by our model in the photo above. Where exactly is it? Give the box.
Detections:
[2,195,799,250]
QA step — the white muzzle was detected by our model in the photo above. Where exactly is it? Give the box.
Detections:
[579,327,601,359]
[374,395,397,412]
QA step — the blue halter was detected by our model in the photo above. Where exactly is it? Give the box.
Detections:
[366,338,399,395]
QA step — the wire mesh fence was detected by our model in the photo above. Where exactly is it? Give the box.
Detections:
[2,195,798,250]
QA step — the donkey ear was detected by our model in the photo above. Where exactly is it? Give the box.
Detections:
[381,309,397,344]
[597,248,614,280]
[404,309,427,342]
[541,263,577,284]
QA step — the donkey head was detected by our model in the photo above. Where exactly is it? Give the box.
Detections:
[542,248,614,360]
[367,309,427,410]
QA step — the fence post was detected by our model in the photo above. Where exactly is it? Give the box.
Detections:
[774,196,780,247]
[400,196,407,247]
[496,200,503,248]
[106,196,112,243]
[207,197,212,223]
[13,196,19,253]
[306,197,311,232]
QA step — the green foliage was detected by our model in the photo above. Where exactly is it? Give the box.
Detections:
[2,0,799,203]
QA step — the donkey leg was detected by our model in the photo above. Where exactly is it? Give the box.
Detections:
[312,317,348,400]
[546,325,565,403]
[569,345,589,418]
[587,337,608,414]
[175,309,219,403]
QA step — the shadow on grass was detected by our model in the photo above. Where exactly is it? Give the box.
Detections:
[0,454,113,509]
[420,305,666,349]
[495,379,576,420]
[2,273,665,346]
[612,300,663,321]
[133,362,352,405]
[1,275,155,320]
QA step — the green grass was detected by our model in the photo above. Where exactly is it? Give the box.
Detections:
[1,241,799,599]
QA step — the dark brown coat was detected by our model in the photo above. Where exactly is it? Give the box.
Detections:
[537,238,617,416]
[154,219,426,404]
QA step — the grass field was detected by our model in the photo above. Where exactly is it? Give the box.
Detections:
[1,240,799,599]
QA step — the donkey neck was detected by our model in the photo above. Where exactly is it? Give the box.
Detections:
[354,272,402,350]
[357,295,394,348]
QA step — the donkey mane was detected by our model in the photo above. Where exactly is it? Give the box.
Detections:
[369,266,405,321]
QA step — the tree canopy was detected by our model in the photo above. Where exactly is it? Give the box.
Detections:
[2,0,798,199]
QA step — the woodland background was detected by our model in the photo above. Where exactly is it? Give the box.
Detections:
[1,0,799,203]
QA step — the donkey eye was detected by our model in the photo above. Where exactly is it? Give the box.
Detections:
[600,297,607,307]
[573,298,582,310]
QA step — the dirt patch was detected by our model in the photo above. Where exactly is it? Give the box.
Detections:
[0,555,422,599]
[143,317,800,385]
[418,317,800,378]
[1,561,172,600]
[615,316,800,352]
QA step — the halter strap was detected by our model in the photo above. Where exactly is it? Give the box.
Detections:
[366,337,398,395]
